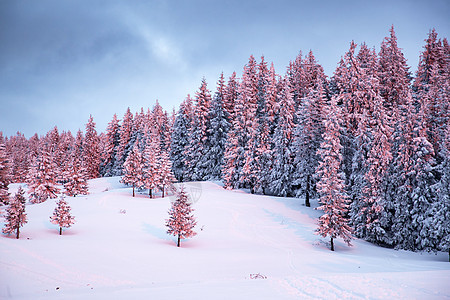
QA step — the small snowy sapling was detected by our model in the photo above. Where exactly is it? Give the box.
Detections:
[50,196,75,235]
[165,185,197,247]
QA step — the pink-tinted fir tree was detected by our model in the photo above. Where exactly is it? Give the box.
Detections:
[170,95,193,182]
[27,145,60,204]
[2,186,27,239]
[269,76,296,197]
[255,62,279,194]
[45,126,63,183]
[303,50,327,94]
[50,196,75,235]
[316,97,353,251]
[143,127,161,198]
[204,72,230,180]
[413,29,449,158]
[286,51,306,108]
[5,132,29,183]
[84,115,101,179]
[151,101,172,152]
[102,113,121,176]
[57,131,75,184]
[377,26,411,121]
[121,139,145,197]
[293,77,326,206]
[117,107,134,171]
[165,185,197,247]
[184,78,212,181]
[287,50,326,110]
[223,55,258,190]
[246,58,278,194]
[0,134,10,205]
[223,71,239,124]
[414,29,448,91]
[133,108,146,138]
[158,150,176,198]
[64,154,89,197]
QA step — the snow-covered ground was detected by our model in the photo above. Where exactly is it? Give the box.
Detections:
[1,177,449,299]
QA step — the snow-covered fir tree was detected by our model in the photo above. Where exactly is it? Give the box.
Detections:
[184,78,212,181]
[0,134,10,205]
[84,115,101,179]
[223,71,239,124]
[27,144,60,204]
[413,29,449,161]
[101,113,121,176]
[250,59,278,194]
[383,92,416,248]
[132,108,147,145]
[303,50,327,95]
[58,131,75,184]
[391,95,437,251]
[152,101,172,153]
[46,126,65,184]
[357,91,393,245]
[345,43,394,245]
[428,126,450,260]
[287,51,306,109]
[239,56,261,193]
[292,78,326,206]
[143,128,161,198]
[166,185,197,247]
[287,50,326,110]
[204,73,230,180]
[158,150,176,198]
[223,55,258,190]
[419,65,449,164]
[170,95,193,182]
[316,97,353,251]
[63,153,89,197]
[2,187,27,239]
[115,107,134,174]
[50,195,75,235]
[377,26,411,121]
[121,139,145,197]
[269,77,296,197]
[5,132,29,184]
[330,43,365,194]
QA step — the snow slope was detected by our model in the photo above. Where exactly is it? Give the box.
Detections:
[1,177,449,299]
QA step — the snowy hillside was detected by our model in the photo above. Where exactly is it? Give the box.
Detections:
[1,177,449,299]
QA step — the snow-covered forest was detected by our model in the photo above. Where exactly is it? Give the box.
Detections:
[1,27,449,256]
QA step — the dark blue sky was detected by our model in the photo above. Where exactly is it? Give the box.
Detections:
[1,0,449,137]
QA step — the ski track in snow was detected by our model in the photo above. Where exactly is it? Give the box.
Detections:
[1,178,450,299]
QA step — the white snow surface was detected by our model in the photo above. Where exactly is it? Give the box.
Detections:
[1,177,449,299]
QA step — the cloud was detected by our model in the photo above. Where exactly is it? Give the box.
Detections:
[117,7,188,71]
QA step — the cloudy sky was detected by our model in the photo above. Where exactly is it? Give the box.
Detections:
[1,0,449,137]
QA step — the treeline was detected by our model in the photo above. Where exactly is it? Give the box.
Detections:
[0,103,176,203]
[0,27,448,254]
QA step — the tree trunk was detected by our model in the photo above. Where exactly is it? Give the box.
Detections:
[177,235,181,247]
[305,175,311,207]
[330,237,334,251]
[59,227,62,235]
[16,226,20,239]
[149,188,152,198]
[132,186,135,197]
[162,185,165,198]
